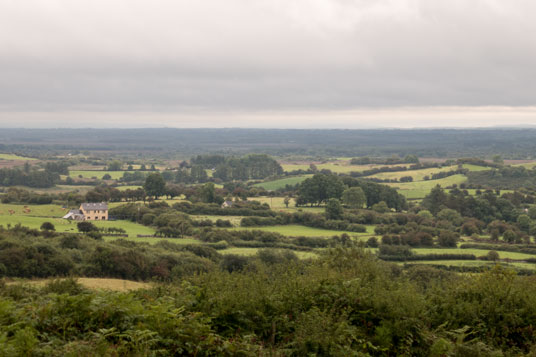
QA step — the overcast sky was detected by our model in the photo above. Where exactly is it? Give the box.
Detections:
[1,0,536,128]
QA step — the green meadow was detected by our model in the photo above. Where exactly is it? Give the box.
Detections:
[70,170,126,180]
[280,162,412,174]
[367,165,458,181]
[253,175,312,190]
[231,224,375,238]
[388,174,468,199]
[0,153,37,160]
[220,247,318,259]
[461,164,491,172]
[412,247,536,260]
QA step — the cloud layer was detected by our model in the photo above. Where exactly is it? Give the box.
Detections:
[1,0,536,126]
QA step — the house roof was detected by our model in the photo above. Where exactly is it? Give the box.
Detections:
[63,209,84,219]
[81,202,108,211]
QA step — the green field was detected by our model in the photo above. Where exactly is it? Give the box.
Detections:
[116,185,142,191]
[253,175,312,190]
[388,174,468,199]
[512,161,536,169]
[220,247,318,259]
[413,247,536,260]
[0,153,37,160]
[0,203,67,217]
[231,224,375,238]
[405,260,536,270]
[70,170,126,179]
[190,215,244,226]
[461,164,491,172]
[103,236,198,244]
[367,165,459,181]
[0,212,156,237]
[281,162,412,174]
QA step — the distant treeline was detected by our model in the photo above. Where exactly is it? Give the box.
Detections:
[4,128,536,158]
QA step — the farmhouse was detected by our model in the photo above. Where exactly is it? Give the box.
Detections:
[63,202,108,221]
[221,200,234,208]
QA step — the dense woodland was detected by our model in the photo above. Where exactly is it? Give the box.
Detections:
[3,128,536,157]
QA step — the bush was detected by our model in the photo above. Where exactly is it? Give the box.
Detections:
[77,221,98,233]
[221,254,250,272]
[40,222,55,231]
[366,237,379,248]
[438,231,459,247]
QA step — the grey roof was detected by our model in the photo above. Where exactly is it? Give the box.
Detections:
[63,209,84,219]
[81,202,108,210]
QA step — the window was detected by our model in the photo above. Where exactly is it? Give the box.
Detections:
[102,216,106,220]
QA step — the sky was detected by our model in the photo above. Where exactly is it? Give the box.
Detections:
[1,0,536,128]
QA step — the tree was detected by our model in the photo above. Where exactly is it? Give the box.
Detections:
[517,214,531,233]
[144,173,166,199]
[372,201,389,213]
[438,231,459,247]
[102,173,112,180]
[422,185,448,215]
[529,206,536,220]
[200,183,216,203]
[437,208,463,226]
[325,198,343,220]
[284,197,291,208]
[297,174,345,206]
[503,230,518,244]
[341,187,366,208]
[487,250,499,262]
[107,160,122,171]
[40,222,55,231]
[77,221,98,233]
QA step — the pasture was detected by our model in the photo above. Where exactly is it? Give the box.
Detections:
[103,236,198,245]
[413,247,536,260]
[116,185,143,191]
[253,175,312,190]
[388,174,468,199]
[190,215,244,226]
[0,203,66,217]
[405,260,536,270]
[461,164,491,172]
[231,224,375,238]
[0,153,36,160]
[8,278,152,291]
[280,162,412,174]
[0,211,156,237]
[247,196,325,213]
[70,170,126,180]
[366,165,459,181]
[512,161,536,169]
[221,247,318,259]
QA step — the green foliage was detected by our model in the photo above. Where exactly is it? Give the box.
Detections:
[325,198,343,220]
[143,172,166,198]
[77,221,98,233]
[297,174,345,206]
[342,186,366,208]
[40,221,55,231]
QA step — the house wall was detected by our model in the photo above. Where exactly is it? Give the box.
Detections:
[80,208,109,221]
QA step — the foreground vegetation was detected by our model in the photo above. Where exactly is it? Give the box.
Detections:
[2,247,536,355]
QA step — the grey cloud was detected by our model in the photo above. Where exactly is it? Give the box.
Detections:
[1,0,536,123]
